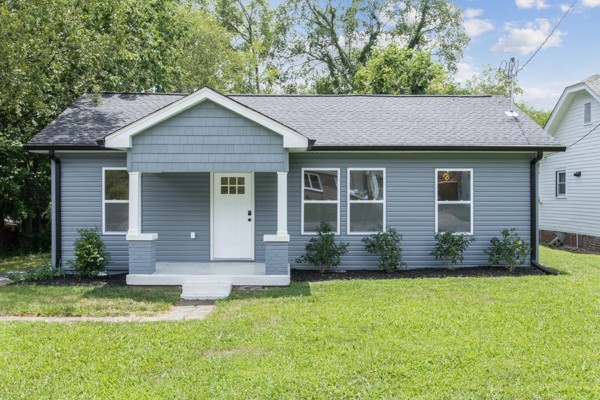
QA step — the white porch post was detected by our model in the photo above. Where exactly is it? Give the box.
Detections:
[277,171,288,237]
[127,171,142,236]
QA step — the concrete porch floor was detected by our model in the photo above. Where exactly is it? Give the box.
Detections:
[126,262,290,286]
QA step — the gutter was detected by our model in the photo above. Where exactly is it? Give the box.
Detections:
[310,145,567,152]
[49,151,61,270]
[530,151,559,275]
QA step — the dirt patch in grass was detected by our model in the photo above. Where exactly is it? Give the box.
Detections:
[16,273,128,287]
[292,266,545,282]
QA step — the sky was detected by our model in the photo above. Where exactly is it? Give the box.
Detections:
[453,0,600,109]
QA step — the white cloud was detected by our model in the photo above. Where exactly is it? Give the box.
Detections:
[582,0,600,7]
[522,80,576,108]
[560,3,571,11]
[491,19,566,55]
[463,8,494,38]
[515,0,550,9]
[454,62,479,83]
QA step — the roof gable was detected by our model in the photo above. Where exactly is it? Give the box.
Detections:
[103,87,309,151]
[545,76,600,135]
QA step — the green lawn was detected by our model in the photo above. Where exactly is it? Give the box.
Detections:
[0,252,50,272]
[0,247,598,398]
[0,285,181,317]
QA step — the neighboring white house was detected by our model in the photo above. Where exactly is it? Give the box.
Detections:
[540,75,600,250]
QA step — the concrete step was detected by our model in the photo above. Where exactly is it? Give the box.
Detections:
[181,282,232,300]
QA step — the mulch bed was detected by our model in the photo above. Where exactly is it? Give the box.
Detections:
[19,273,128,287]
[292,266,545,282]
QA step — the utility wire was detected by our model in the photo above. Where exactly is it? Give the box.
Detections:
[518,0,578,72]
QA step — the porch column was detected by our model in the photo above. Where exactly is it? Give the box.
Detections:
[263,171,290,280]
[277,171,288,236]
[128,171,142,236]
[126,171,158,276]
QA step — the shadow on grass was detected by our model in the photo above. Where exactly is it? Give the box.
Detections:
[82,286,180,303]
[229,281,311,300]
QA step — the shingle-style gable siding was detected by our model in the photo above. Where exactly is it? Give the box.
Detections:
[128,101,288,173]
[540,90,600,237]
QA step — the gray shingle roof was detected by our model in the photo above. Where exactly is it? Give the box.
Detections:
[583,74,600,97]
[27,91,562,150]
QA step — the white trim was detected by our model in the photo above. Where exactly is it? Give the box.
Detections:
[263,234,290,242]
[127,171,141,236]
[102,167,129,235]
[126,233,158,241]
[555,169,567,198]
[346,168,386,235]
[434,168,474,235]
[103,87,309,151]
[210,172,255,260]
[277,171,288,236]
[546,83,600,134]
[301,168,341,235]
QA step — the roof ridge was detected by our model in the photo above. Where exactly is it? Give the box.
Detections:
[229,94,494,98]
[88,91,189,96]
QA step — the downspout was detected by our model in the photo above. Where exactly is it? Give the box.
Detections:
[530,151,559,275]
[49,151,61,270]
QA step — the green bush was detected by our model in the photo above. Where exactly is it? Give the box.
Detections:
[485,228,530,272]
[296,223,348,272]
[68,227,110,277]
[8,263,64,283]
[362,228,405,272]
[430,231,476,269]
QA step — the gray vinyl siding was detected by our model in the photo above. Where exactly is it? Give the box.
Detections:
[129,100,288,173]
[141,172,277,263]
[289,153,533,269]
[58,152,128,271]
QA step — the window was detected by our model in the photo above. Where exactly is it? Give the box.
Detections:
[584,102,592,124]
[556,170,566,197]
[301,168,339,234]
[435,169,473,235]
[348,169,385,234]
[103,168,129,234]
[221,176,245,194]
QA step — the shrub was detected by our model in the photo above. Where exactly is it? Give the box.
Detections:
[296,223,348,272]
[68,227,110,277]
[8,262,64,283]
[362,228,405,272]
[430,231,476,269]
[485,228,530,272]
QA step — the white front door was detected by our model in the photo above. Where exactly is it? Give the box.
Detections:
[212,173,254,259]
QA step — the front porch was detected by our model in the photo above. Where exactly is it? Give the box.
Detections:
[126,261,290,286]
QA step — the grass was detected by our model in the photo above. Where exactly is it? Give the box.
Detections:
[0,246,598,398]
[0,285,181,317]
[0,252,51,272]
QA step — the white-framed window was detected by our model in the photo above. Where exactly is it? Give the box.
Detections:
[556,170,566,197]
[102,168,129,234]
[435,169,473,235]
[347,168,386,234]
[301,168,340,234]
[584,102,592,124]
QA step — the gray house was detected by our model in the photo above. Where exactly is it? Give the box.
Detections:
[27,88,563,298]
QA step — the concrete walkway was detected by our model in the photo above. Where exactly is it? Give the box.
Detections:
[0,301,214,323]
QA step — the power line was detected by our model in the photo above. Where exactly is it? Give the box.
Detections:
[518,0,578,72]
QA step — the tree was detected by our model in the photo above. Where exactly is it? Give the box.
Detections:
[0,0,243,251]
[283,0,469,93]
[353,45,446,94]
[213,0,287,93]
[517,102,552,128]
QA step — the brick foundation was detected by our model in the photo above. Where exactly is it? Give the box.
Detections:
[128,240,157,274]
[540,229,600,252]
[264,241,289,275]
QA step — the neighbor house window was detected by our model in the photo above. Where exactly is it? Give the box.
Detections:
[584,102,592,124]
[348,169,385,234]
[556,170,566,197]
[435,169,473,235]
[103,168,129,234]
[302,168,339,234]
